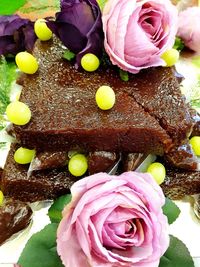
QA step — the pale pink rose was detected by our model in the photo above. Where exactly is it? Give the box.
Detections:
[177,7,200,52]
[102,0,178,74]
[57,172,169,267]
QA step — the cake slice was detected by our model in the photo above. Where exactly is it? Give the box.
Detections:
[12,37,194,154]
[1,145,77,202]
[2,144,200,201]
[13,42,172,155]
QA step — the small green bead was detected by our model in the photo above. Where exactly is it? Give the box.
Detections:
[190,136,200,156]
[161,48,180,67]
[34,19,53,41]
[147,162,166,185]
[14,147,36,164]
[81,53,100,72]
[96,85,116,110]
[68,154,88,177]
[15,52,39,74]
[0,191,4,205]
[6,101,31,126]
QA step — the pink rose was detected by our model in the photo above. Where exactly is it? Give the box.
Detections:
[177,7,200,52]
[102,0,178,74]
[57,172,169,267]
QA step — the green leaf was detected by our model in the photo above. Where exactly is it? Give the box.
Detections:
[48,194,72,223]
[97,0,108,10]
[18,223,64,267]
[63,50,76,61]
[119,69,129,82]
[162,198,180,224]
[159,235,194,267]
[0,0,27,15]
[173,37,184,52]
[0,57,18,129]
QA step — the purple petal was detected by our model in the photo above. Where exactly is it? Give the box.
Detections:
[0,15,37,56]
[47,0,103,67]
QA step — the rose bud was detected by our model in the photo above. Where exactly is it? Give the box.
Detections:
[57,172,169,267]
[102,0,178,74]
[177,7,200,53]
[47,0,104,67]
[0,15,37,56]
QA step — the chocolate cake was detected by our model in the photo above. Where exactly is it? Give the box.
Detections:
[29,151,68,173]
[13,37,194,154]
[164,140,199,170]
[0,199,32,245]
[28,150,118,174]
[88,151,118,174]
[1,37,199,202]
[1,145,77,202]
[162,169,200,200]
[2,145,200,201]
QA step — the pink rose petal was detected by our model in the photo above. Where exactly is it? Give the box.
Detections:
[102,0,178,73]
[57,172,169,267]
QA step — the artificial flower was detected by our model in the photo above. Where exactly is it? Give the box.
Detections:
[177,7,200,52]
[57,172,169,267]
[47,0,104,67]
[0,15,36,56]
[102,0,178,74]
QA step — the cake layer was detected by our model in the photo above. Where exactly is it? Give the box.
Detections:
[12,37,192,154]
[1,145,76,202]
[28,150,118,175]
[2,145,200,202]
[13,38,172,154]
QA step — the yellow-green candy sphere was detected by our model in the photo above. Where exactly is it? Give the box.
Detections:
[68,154,88,177]
[190,136,200,156]
[14,147,36,164]
[34,19,53,41]
[81,53,100,72]
[161,48,180,67]
[147,162,166,185]
[0,191,4,205]
[15,52,38,74]
[6,101,31,125]
[96,85,116,110]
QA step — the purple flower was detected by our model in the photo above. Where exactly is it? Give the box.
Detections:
[47,0,104,67]
[57,172,169,267]
[0,15,37,56]
[177,7,200,53]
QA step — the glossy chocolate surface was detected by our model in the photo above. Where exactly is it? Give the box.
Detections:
[1,145,77,202]
[165,140,199,170]
[13,37,193,155]
[162,168,200,200]
[30,151,68,171]
[88,151,118,174]
[0,199,32,245]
